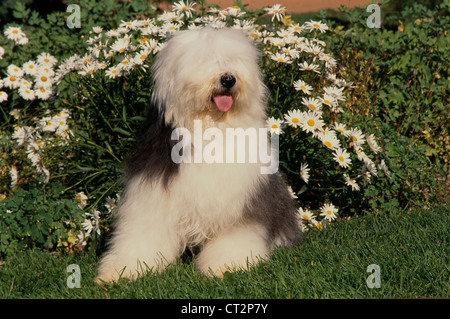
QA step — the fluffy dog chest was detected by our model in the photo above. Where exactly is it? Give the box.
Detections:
[173,162,266,245]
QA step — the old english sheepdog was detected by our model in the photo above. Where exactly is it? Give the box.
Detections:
[96,27,302,282]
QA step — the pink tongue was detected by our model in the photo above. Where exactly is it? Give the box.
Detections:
[213,95,233,112]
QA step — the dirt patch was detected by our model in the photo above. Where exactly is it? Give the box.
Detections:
[206,0,374,14]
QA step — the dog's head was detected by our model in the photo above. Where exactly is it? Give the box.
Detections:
[151,27,267,129]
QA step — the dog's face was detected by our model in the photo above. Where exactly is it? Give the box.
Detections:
[151,27,267,129]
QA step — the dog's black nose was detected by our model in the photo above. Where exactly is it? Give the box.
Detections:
[220,74,236,89]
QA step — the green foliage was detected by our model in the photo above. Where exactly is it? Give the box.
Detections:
[326,1,449,163]
[0,182,84,257]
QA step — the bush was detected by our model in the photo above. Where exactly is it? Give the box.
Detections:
[0,182,84,256]
[0,0,447,258]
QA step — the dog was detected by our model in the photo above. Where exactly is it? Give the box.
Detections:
[96,27,302,282]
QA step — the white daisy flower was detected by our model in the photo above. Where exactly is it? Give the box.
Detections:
[4,26,25,41]
[0,90,8,102]
[343,173,360,191]
[299,61,320,73]
[12,126,30,145]
[306,43,323,56]
[37,52,58,67]
[284,109,303,128]
[366,134,382,153]
[298,207,315,222]
[3,74,21,89]
[267,116,283,135]
[106,29,121,38]
[7,64,24,77]
[287,186,298,199]
[300,162,310,184]
[34,72,53,88]
[293,79,313,95]
[349,127,366,146]
[35,86,52,100]
[320,53,337,69]
[111,38,130,53]
[120,20,141,30]
[300,111,324,134]
[172,0,196,19]
[304,20,329,33]
[321,93,336,108]
[76,192,88,210]
[268,37,285,48]
[302,97,322,112]
[379,159,391,179]
[332,122,349,135]
[319,131,340,150]
[105,65,122,78]
[333,148,351,168]
[264,4,286,22]
[320,203,338,221]
[39,116,58,132]
[18,86,35,100]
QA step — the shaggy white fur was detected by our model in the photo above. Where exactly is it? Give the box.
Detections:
[96,27,301,283]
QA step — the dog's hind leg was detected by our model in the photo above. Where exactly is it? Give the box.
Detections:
[195,222,269,277]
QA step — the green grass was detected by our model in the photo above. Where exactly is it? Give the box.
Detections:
[1,203,448,299]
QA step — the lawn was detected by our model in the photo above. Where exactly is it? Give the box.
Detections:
[1,202,448,299]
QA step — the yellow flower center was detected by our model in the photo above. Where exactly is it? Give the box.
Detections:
[140,54,146,60]
[353,136,358,142]
[309,104,316,110]
[313,23,320,28]
[302,214,309,220]
[324,100,330,104]
[112,69,117,74]
[292,118,299,124]
[300,85,306,90]
[13,30,18,34]
[271,124,278,129]
[339,156,344,162]
[325,141,332,148]
[40,88,46,92]
[326,210,332,215]
[10,76,16,81]
[307,119,315,127]
[41,76,47,82]
[119,48,125,52]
